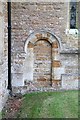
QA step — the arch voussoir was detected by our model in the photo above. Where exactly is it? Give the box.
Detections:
[24,30,64,88]
[25,30,62,53]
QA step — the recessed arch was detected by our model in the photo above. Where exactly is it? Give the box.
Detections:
[24,30,62,53]
[23,30,64,87]
[33,39,52,86]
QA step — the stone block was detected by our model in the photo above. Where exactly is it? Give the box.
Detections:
[52,60,61,67]
[28,42,34,48]
[62,74,78,89]
[35,33,42,39]
[12,73,24,87]
[23,48,33,82]
[37,78,47,81]
[53,67,65,80]
[52,80,61,86]
[52,41,58,48]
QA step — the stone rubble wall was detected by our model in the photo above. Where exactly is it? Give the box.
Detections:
[61,54,78,89]
[0,1,79,113]
[0,2,9,112]
[11,2,78,90]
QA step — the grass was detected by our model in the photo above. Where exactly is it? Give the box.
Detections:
[16,90,78,118]
[0,112,2,120]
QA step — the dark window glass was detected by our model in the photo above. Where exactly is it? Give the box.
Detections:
[70,2,76,29]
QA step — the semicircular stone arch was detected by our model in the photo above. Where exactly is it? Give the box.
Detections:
[23,30,64,87]
[24,30,62,53]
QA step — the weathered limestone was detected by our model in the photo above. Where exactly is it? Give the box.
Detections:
[0,2,8,112]
[0,0,79,115]
[0,2,78,97]
[10,2,78,91]
[23,48,34,82]
[24,31,65,87]
[61,54,78,89]
[33,39,51,86]
[62,75,78,89]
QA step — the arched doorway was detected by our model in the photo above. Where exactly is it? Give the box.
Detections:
[24,30,64,87]
[33,39,52,87]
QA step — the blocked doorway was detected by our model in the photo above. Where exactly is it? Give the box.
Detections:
[33,39,52,87]
[24,30,64,88]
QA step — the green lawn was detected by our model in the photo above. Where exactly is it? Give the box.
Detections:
[16,90,78,118]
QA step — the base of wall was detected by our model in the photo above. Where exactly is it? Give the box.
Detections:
[0,89,9,113]
[62,74,78,90]
[12,81,78,95]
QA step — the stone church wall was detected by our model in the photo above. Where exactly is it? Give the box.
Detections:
[11,2,78,92]
[0,2,8,112]
[0,0,79,113]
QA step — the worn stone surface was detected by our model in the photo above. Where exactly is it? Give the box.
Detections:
[10,2,78,90]
[33,40,51,85]
[0,2,79,109]
[62,74,78,89]
[0,2,9,112]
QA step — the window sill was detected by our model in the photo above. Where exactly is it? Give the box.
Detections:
[65,29,78,35]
